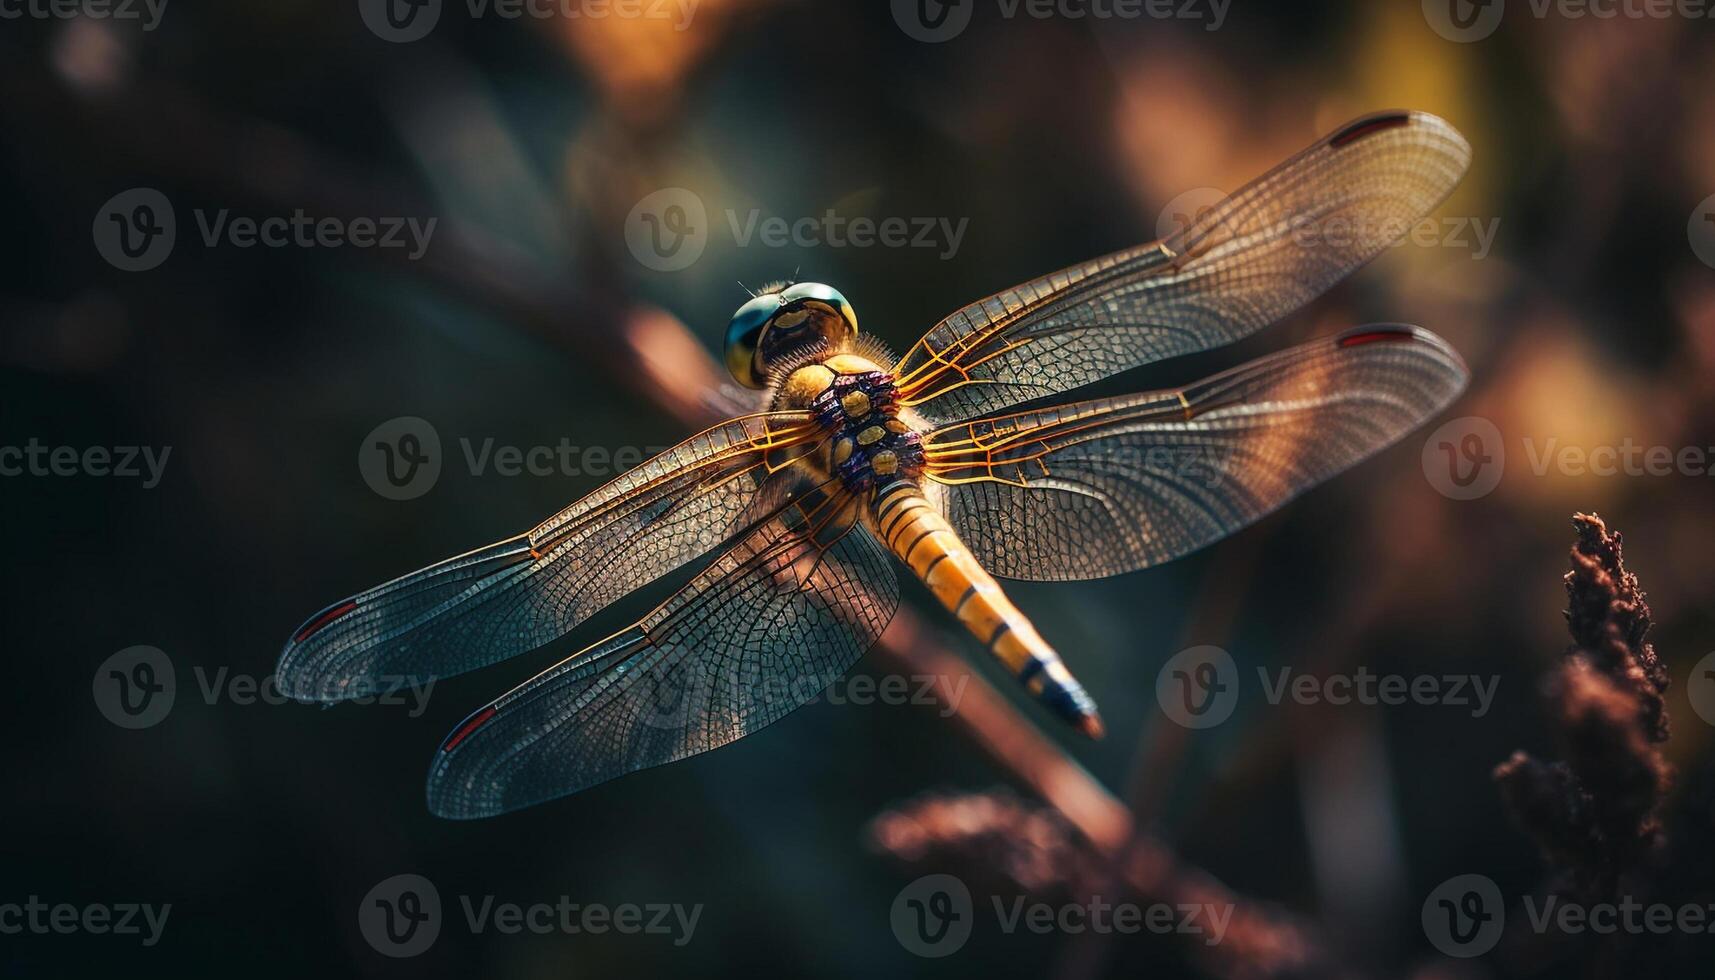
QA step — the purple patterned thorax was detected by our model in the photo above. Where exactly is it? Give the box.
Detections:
[811,371,924,492]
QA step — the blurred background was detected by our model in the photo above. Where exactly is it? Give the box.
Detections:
[3,1,1714,977]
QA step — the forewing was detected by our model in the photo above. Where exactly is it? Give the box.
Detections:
[893,111,1471,424]
[920,326,1468,580]
[277,412,820,701]
[425,484,899,818]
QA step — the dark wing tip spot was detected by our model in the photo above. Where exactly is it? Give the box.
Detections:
[440,705,498,753]
[1337,326,1419,349]
[1329,111,1413,149]
[292,599,359,643]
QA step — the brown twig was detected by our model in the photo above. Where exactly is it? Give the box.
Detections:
[869,791,1325,980]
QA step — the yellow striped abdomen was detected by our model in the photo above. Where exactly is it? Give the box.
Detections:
[870,479,1104,738]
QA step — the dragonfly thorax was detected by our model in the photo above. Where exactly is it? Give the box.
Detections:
[783,358,924,492]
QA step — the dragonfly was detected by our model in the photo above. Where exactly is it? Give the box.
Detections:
[279,109,1472,819]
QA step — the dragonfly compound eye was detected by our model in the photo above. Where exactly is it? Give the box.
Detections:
[724,282,859,388]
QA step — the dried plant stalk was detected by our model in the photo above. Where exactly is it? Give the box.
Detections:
[870,791,1322,980]
[1494,513,1672,893]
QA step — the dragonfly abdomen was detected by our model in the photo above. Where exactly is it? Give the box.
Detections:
[870,478,1103,738]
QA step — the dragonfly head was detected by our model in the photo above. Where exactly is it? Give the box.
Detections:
[724,281,859,388]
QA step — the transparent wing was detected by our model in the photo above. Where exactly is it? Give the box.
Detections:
[893,111,1471,425]
[277,412,821,701]
[425,484,898,819]
[919,326,1468,581]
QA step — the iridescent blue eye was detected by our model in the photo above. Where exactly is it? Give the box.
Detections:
[723,294,781,389]
[723,282,859,388]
